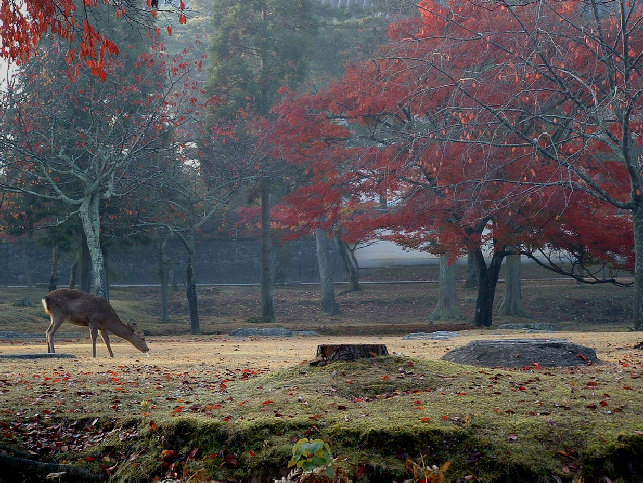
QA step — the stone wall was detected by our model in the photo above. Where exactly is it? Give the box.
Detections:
[0,237,343,286]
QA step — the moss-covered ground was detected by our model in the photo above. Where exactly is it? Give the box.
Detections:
[0,335,641,482]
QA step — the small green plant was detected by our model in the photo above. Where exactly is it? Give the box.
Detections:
[288,438,334,477]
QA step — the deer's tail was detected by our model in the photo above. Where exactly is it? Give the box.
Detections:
[42,296,51,315]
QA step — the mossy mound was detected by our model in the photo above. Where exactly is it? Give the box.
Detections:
[110,356,641,481]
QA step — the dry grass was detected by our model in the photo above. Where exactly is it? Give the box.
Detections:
[0,274,641,481]
[0,330,639,368]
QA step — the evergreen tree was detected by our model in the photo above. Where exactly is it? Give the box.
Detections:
[207,0,316,322]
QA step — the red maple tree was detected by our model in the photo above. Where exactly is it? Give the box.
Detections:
[0,0,188,79]
[272,0,639,327]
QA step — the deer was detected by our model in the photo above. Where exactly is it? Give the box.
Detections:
[42,288,150,357]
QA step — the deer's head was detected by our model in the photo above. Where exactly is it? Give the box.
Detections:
[127,323,150,353]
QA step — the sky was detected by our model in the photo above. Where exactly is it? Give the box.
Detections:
[0,58,16,90]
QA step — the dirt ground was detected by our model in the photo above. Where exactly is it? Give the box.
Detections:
[1,330,640,370]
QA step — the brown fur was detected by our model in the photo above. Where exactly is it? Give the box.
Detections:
[43,288,149,357]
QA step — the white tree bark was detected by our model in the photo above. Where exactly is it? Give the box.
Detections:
[430,255,463,322]
[78,194,108,298]
[497,248,526,317]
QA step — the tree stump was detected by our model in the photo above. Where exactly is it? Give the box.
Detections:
[310,344,388,366]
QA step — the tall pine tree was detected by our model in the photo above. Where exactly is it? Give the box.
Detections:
[207,0,316,322]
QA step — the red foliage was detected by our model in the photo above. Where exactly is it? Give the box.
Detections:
[0,0,189,79]
[270,0,638,269]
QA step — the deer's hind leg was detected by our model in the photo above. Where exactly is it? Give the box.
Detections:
[99,329,114,357]
[46,315,65,354]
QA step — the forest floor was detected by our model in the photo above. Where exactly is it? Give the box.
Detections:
[0,265,641,481]
[0,262,637,337]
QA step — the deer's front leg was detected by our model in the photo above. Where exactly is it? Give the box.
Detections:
[99,329,114,357]
[46,315,64,353]
[89,327,99,358]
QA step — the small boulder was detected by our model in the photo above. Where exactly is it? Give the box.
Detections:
[404,331,461,340]
[229,327,319,338]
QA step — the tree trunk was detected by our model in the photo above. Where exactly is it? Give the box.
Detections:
[170,259,179,292]
[103,249,110,301]
[465,252,478,288]
[79,236,91,293]
[78,195,108,298]
[311,344,388,366]
[497,247,526,316]
[48,243,59,292]
[473,247,505,327]
[260,179,275,322]
[158,235,170,322]
[316,228,340,314]
[430,255,463,322]
[336,236,361,292]
[184,233,200,335]
[633,206,643,330]
[68,260,78,289]
[20,242,33,288]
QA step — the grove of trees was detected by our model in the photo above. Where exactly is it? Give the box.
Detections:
[0,0,640,330]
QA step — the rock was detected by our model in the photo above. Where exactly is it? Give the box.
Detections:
[0,353,76,359]
[442,339,600,367]
[12,298,34,307]
[403,331,461,340]
[229,327,319,338]
[0,331,83,339]
[496,323,561,331]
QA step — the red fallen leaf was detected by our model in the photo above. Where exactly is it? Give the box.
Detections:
[187,448,199,460]
[150,420,158,431]
[519,386,527,391]
[167,25,173,35]
[172,406,185,414]
[221,453,239,468]
[309,414,321,421]
[345,380,354,384]
[600,400,609,407]
[624,386,633,390]
[458,392,468,396]
[414,400,422,405]
[84,456,95,462]
[262,400,274,406]
[355,397,364,403]
[160,449,176,460]
[577,354,589,361]
[421,417,431,422]
[382,376,391,380]
[558,449,576,457]
[249,450,256,457]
